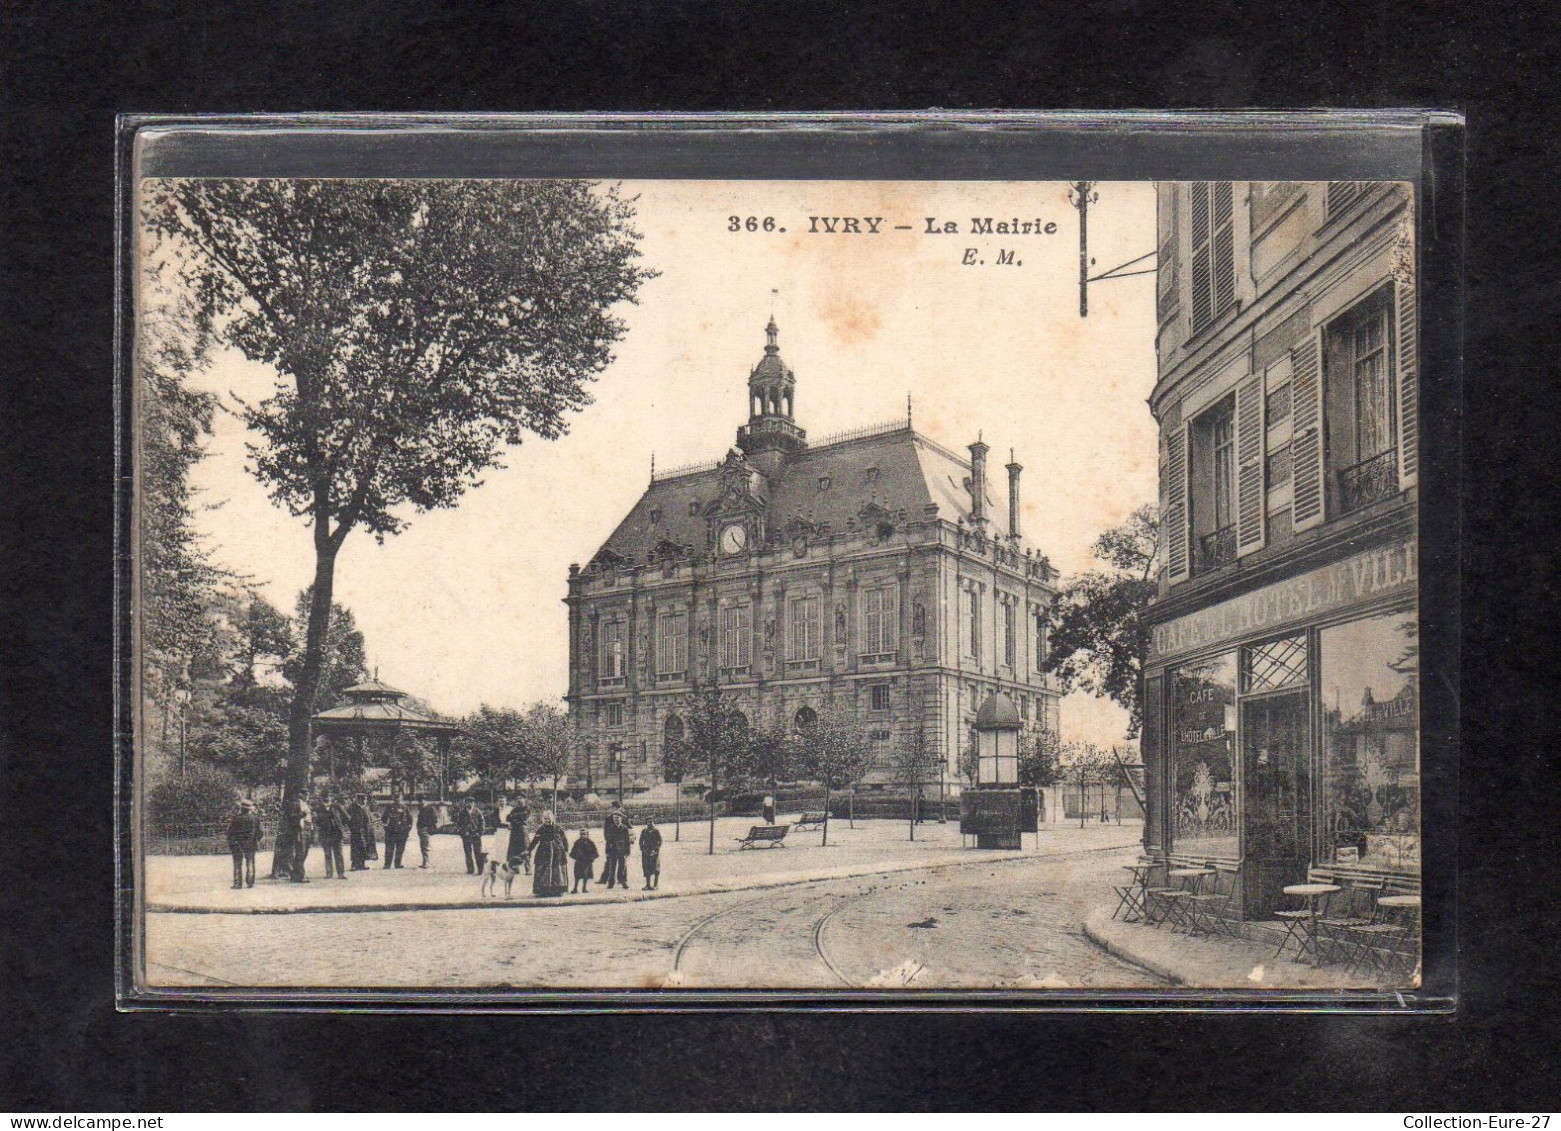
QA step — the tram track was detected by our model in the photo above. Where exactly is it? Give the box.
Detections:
[668,842,1145,989]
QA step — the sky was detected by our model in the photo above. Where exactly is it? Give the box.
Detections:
[171,179,1158,745]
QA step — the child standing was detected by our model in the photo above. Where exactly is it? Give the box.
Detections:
[570,828,599,894]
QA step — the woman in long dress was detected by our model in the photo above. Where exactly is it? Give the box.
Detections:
[530,811,570,897]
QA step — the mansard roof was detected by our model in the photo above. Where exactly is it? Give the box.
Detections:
[590,424,1011,567]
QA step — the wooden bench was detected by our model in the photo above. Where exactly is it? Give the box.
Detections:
[792,813,827,832]
[736,824,789,849]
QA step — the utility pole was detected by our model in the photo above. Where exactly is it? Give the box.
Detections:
[1070,180,1097,318]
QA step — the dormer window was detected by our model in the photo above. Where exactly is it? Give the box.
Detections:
[818,476,831,492]
[649,506,662,525]
[866,467,881,485]
[688,500,700,516]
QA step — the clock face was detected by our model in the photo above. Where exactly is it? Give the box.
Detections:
[720,523,747,555]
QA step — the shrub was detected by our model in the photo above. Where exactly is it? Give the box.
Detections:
[147,763,242,835]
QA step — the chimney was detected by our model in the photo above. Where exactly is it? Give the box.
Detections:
[968,437,989,526]
[1006,450,1023,539]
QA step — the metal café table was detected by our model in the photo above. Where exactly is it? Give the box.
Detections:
[1114,862,1156,923]
[1281,882,1342,964]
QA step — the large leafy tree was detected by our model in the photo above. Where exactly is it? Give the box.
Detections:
[139,299,225,742]
[1044,504,1159,738]
[227,591,295,690]
[461,705,536,792]
[145,178,651,807]
[281,589,367,709]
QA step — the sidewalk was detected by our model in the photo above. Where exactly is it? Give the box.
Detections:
[145,817,1142,914]
[1082,905,1411,991]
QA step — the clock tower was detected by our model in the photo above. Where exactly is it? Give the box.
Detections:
[736,317,807,478]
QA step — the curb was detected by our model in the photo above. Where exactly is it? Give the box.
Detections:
[147,837,1143,916]
[1080,910,1187,985]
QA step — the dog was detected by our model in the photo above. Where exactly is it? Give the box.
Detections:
[480,857,520,899]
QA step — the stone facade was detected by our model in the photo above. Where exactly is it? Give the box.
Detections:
[564,321,1060,791]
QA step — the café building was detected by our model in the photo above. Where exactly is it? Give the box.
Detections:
[1140,180,1420,918]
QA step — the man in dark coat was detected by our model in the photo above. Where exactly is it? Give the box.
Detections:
[505,800,531,874]
[415,794,439,868]
[639,818,663,891]
[381,795,413,868]
[226,799,263,889]
[316,794,350,880]
[602,802,633,890]
[289,797,314,883]
[457,798,486,874]
[347,793,374,870]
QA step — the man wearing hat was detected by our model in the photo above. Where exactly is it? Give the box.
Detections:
[316,793,351,880]
[602,801,634,890]
[226,799,263,889]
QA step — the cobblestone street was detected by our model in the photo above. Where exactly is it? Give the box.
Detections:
[143,826,1162,990]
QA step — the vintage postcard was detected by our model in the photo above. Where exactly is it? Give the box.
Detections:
[131,167,1422,997]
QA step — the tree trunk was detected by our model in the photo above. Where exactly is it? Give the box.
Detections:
[674,781,681,842]
[284,547,339,808]
[822,783,831,847]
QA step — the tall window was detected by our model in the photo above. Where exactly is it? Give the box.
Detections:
[599,619,625,680]
[1189,181,1235,333]
[1191,397,1237,574]
[1320,612,1419,871]
[603,701,624,728]
[657,607,687,676]
[1002,598,1017,668]
[1325,288,1398,515]
[965,587,982,659]
[861,585,898,658]
[787,594,820,663]
[719,603,752,671]
[869,684,891,713]
[1034,608,1048,669]
[1170,653,1238,859]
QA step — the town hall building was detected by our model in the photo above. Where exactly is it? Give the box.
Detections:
[564,318,1061,793]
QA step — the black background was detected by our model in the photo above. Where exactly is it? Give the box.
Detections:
[3,0,1557,1112]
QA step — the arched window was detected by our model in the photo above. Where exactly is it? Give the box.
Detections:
[664,714,684,744]
[729,709,749,734]
[793,706,818,735]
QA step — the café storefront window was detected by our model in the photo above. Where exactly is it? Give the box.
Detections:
[1170,652,1238,859]
[1321,611,1420,872]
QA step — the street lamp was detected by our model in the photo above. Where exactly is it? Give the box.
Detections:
[173,685,192,779]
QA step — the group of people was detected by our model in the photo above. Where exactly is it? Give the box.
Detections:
[226,791,445,886]
[509,801,662,897]
[223,792,664,895]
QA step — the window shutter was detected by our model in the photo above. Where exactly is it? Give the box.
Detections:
[1190,184,1212,330]
[1396,274,1418,488]
[1290,335,1326,531]
[1212,183,1235,315]
[1165,423,1190,583]
[1235,375,1266,556]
